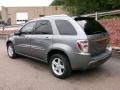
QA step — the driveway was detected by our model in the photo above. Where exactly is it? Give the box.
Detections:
[0,39,120,90]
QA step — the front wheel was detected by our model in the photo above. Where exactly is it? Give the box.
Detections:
[49,54,71,79]
[7,43,17,59]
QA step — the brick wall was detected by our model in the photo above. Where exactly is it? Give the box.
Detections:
[99,18,120,47]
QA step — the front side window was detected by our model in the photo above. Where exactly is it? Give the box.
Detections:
[34,20,53,34]
[20,22,36,34]
[55,20,77,35]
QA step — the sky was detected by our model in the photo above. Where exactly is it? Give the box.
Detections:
[0,0,54,10]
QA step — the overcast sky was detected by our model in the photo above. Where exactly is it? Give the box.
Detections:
[0,0,54,10]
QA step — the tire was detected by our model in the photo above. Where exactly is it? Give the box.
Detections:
[7,43,17,59]
[49,54,72,79]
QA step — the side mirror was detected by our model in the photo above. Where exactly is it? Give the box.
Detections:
[14,31,21,35]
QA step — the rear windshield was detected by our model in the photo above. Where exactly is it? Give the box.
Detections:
[75,18,106,35]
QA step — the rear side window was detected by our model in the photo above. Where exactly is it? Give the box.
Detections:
[34,20,53,34]
[55,20,77,35]
[76,19,106,35]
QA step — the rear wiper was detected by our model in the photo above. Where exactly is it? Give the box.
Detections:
[93,31,103,34]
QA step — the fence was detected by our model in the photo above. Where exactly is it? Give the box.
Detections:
[82,9,120,20]
[82,9,120,47]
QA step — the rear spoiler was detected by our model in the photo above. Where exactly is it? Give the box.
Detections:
[73,16,95,21]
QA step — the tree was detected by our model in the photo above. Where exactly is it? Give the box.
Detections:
[50,0,64,6]
[50,0,120,15]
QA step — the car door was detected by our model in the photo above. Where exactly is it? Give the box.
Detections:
[30,20,53,61]
[15,21,36,55]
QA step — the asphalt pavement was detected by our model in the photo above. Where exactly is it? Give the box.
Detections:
[0,39,120,90]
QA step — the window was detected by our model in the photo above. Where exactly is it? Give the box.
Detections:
[34,20,53,34]
[55,20,77,35]
[76,17,107,35]
[20,22,36,34]
[39,15,45,17]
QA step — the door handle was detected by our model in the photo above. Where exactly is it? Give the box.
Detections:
[45,37,50,40]
[25,37,29,39]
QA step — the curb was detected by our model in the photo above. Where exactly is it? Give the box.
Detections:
[112,47,120,54]
[112,47,120,51]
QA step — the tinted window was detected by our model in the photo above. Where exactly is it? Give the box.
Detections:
[34,20,53,34]
[20,22,36,34]
[76,19,106,35]
[55,20,77,35]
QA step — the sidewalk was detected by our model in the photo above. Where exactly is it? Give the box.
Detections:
[0,27,17,39]
[0,27,19,31]
[0,26,18,35]
[0,30,16,37]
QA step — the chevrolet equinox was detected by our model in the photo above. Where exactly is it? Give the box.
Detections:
[6,15,112,79]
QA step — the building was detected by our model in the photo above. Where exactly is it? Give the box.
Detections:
[1,6,66,25]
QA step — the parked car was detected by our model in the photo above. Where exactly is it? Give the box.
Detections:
[6,15,112,79]
[0,21,5,27]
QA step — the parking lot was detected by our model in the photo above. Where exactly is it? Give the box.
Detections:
[0,39,120,90]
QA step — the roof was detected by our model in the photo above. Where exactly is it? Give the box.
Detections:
[29,14,69,21]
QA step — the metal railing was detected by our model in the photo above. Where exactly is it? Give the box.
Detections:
[81,9,120,20]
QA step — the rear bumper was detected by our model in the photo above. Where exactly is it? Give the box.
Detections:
[87,49,112,69]
[69,46,112,70]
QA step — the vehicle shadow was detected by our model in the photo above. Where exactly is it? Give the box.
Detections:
[16,55,49,71]
[15,55,111,81]
[67,66,111,83]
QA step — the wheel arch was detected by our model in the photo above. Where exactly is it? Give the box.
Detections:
[47,49,71,68]
[6,40,13,47]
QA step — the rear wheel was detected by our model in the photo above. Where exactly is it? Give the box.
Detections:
[7,43,17,59]
[49,54,71,79]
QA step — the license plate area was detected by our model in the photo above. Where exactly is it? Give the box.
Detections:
[95,37,107,47]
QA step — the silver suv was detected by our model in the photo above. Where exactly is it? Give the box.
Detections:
[6,15,112,79]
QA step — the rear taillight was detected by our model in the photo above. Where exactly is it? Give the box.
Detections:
[76,40,88,53]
